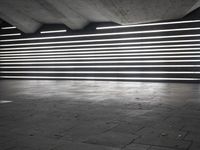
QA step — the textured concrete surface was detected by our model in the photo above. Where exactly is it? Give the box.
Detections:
[0,80,200,150]
[0,0,200,32]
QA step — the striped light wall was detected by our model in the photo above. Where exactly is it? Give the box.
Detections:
[0,20,200,82]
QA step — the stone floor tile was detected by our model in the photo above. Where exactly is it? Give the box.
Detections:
[135,136,191,150]
[52,141,119,150]
[136,127,187,140]
[8,120,74,139]
[134,127,190,149]
[1,80,200,150]
[61,121,117,141]
[149,146,178,150]
[110,122,143,134]
[123,143,150,150]
[0,135,61,150]
[188,142,200,150]
[84,131,137,148]
[184,132,200,142]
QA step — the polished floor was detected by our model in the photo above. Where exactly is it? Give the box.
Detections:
[0,80,200,150]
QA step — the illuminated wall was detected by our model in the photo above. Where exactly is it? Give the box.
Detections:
[0,20,200,82]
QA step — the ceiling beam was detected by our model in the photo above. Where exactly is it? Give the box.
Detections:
[186,0,200,14]
[38,0,89,30]
[0,1,41,33]
[86,0,199,25]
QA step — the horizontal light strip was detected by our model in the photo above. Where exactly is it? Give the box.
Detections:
[1,60,200,65]
[1,48,200,56]
[1,52,200,59]
[1,76,199,81]
[1,65,200,69]
[96,19,200,30]
[1,47,200,55]
[1,55,200,61]
[1,27,200,42]
[0,33,21,37]
[40,30,67,34]
[2,34,200,47]
[1,71,200,74]
[2,42,200,51]
[1,26,17,30]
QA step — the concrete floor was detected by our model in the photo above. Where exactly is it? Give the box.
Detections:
[0,80,200,150]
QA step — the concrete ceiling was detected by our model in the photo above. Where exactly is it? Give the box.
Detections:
[0,0,200,33]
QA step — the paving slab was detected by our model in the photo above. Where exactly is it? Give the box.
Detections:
[61,120,118,141]
[149,146,178,150]
[52,141,119,150]
[184,132,200,142]
[123,143,150,150]
[0,80,200,150]
[84,131,137,148]
[0,135,61,150]
[110,122,143,134]
[134,127,191,149]
[189,142,200,150]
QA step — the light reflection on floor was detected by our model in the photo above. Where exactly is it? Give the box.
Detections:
[0,100,12,104]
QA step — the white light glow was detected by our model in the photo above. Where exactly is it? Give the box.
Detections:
[40,30,67,34]
[1,71,200,74]
[2,42,200,51]
[96,19,200,30]
[1,60,199,65]
[0,33,21,37]
[1,34,200,47]
[1,26,17,30]
[1,52,200,59]
[1,76,199,81]
[1,65,200,69]
[1,47,200,54]
[1,55,200,61]
[0,100,12,104]
[1,48,200,56]
[1,27,200,42]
